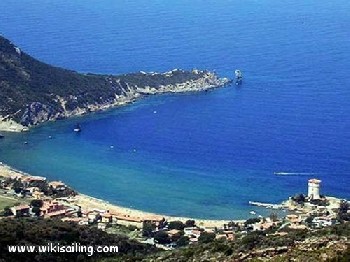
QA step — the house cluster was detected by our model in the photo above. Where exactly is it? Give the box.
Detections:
[0,172,71,199]
[284,179,345,229]
[2,174,349,250]
[246,217,281,232]
[183,226,202,243]
[142,222,237,249]
[9,199,73,218]
[60,208,166,232]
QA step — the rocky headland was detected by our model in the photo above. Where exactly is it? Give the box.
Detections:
[0,35,230,132]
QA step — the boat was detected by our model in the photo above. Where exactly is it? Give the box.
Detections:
[234,69,243,85]
[249,211,256,215]
[73,124,81,133]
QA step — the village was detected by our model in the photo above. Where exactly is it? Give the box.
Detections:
[0,164,349,250]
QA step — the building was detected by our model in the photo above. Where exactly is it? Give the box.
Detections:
[312,216,336,228]
[112,213,143,228]
[40,200,66,218]
[101,211,112,224]
[216,231,235,241]
[97,222,107,231]
[32,191,45,199]
[48,181,66,191]
[11,204,30,217]
[22,176,46,186]
[308,179,321,200]
[184,227,198,236]
[87,211,100,223]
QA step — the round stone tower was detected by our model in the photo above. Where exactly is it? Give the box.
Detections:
[308,179,321,200]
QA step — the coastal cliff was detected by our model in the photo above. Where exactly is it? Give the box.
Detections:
[0,35,229,131]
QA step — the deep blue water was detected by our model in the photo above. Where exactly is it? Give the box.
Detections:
[0,0,350,219]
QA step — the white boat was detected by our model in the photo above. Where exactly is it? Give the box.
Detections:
[73,124,81,133]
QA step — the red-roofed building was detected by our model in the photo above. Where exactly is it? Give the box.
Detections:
[40,200,66,218]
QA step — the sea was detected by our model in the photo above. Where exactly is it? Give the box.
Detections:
[0,0,350,219]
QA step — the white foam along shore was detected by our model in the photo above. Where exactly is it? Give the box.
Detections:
[0,162,243,227]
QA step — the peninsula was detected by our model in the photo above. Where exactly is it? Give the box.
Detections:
[0,35,230,132]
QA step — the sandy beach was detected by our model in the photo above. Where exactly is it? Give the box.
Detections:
[0,118,28,133]
[0,162,242,227]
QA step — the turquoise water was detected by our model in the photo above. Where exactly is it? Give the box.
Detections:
[0,0,350,219]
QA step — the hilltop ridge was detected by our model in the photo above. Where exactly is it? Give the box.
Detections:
[0,35,229,131]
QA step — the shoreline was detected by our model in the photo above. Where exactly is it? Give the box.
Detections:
[0,117,28,133]
[0,67,230,133]
[0,82,227,133]
[0,162,243,227]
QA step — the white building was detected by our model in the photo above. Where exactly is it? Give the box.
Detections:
[308,179,321,200]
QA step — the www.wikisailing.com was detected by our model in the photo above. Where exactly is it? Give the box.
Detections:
[8,243,119,257]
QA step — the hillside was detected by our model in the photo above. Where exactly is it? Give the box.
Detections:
[0,218,157,262]
[0,35,229,130]
[1,218,349,262]
[142,223,350,262]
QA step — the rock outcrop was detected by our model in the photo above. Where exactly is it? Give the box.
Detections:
[0,35,230,131]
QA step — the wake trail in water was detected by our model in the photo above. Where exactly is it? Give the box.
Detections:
[274,172,320,176]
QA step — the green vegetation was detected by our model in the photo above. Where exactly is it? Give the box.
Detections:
[184,219,195,227]
[0,195,19,211]
[198,232,216,243]
[145,223,350,262]
[154,231,170,244]
[0,35,211,126]
[176,236,189,247]
[291,193,306,204]
[142,221,156,238]
[30,200,43,216]
[105,224,141,239]
[168,220,185,230]
[1,211,349,261]
[338,200,350,222]
[0,218,157,262]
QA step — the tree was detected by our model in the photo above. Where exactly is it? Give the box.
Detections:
[3,206,13,216]
[75,206,82,217]
[270,212,278,222]
[338,200,350,222]
[158,217,166,229]
[32,206,41,217]
[30,199,43,208]
[228,221,240,231]
[154,231,170,244]
[244,218,261,226]
[168,221,185,230]
[170,232,183,242]
[339,200,349,214]
[0,217,157,261]
[241,231,264,250]
[185,219,196,228]
[142,221,156,237]
[305,215,315,227]
[12,180,24,194]
[198,232,216,243]
[292,193,305,204]
[176,236,189,247]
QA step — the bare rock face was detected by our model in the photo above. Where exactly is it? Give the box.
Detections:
[20,102,63,126]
